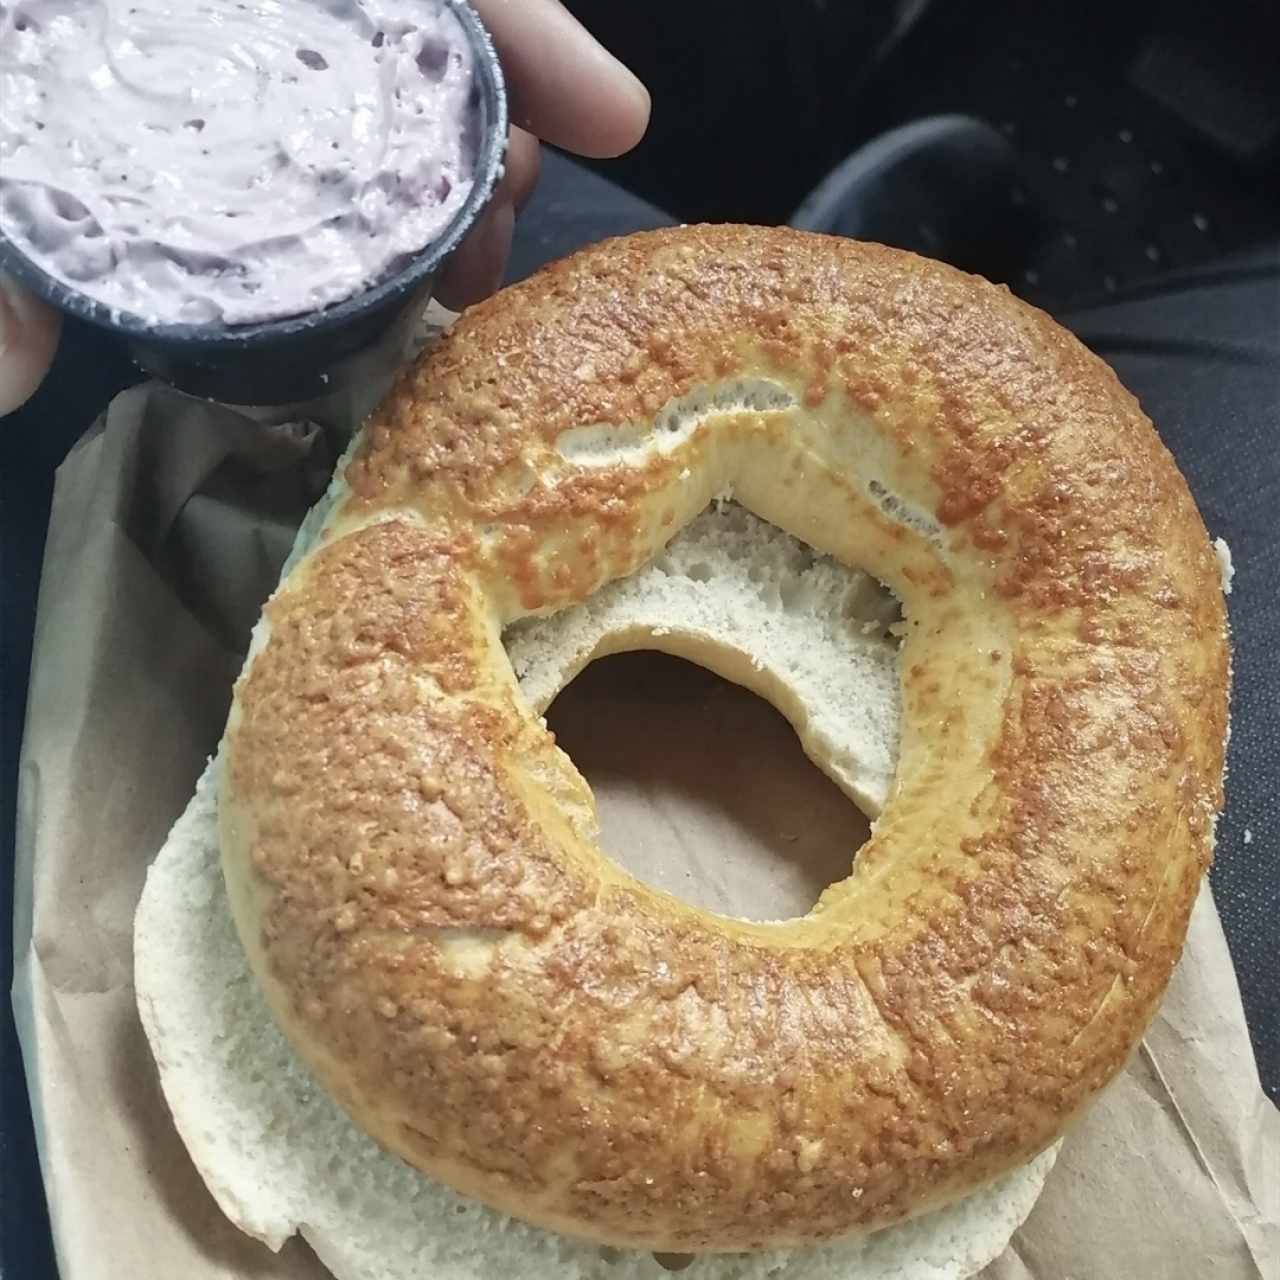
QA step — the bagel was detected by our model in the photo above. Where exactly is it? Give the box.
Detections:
[219,226,1229,1253]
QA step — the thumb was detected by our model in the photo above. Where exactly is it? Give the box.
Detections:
[0,273,61,416]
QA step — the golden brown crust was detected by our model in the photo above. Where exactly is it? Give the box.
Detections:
[221,226,1229,1251]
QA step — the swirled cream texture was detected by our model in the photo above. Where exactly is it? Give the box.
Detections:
[0,0,480,325]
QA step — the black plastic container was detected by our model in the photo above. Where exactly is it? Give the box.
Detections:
[0,0,507,405]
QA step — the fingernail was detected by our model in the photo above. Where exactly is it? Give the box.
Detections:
[0,273,62,416]
[589,43,651,136]
[0,273,20,351]
[619,61,651,123]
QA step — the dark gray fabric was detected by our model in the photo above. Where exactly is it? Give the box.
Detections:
[1063,254,1280,1093]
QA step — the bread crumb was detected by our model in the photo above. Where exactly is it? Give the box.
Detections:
[1213,537,1234,595]
[1243,828,1253,845]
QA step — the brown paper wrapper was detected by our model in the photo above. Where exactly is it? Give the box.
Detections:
[13,381,1280,1279]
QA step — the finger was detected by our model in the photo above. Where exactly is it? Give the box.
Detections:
[434,126,538,310]
[506,126,542,213]
[0,274,61,417]
[435,198,515,311]
[472,0,649,158]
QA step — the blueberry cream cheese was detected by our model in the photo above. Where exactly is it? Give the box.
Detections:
[0,0,482,326]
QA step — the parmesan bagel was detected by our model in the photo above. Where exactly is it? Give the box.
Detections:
[220,226,1229,1254]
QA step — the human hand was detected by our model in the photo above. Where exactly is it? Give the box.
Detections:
[0,0,649,416]
[435,0,650,309]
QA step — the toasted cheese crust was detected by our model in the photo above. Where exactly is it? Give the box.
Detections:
[221,226,1228,1252]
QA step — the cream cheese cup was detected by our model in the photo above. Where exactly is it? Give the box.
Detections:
[0,0,507,403]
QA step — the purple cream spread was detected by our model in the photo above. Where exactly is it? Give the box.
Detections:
[0,0,481,325]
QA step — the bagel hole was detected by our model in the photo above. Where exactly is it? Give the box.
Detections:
[599,1245,693,1271]
[545,652,871,921]
[654,1253,696,1272]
